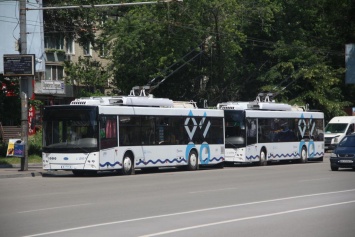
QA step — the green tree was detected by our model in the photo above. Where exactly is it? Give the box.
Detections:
[43,0,355,120]
[64,57,111,97]
[252,0,355,120]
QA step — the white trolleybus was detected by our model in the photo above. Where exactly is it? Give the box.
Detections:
[217,93,324,165]
[42,88,225,175]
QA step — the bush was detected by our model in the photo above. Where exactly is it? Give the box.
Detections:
[28,129,42,156]
[0,129,42,157]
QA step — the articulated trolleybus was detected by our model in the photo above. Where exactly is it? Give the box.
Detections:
[42,88,225,175]
[217,93,324,165]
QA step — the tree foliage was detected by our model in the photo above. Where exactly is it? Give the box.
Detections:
[44,0,355,119]
[64,57,111,96]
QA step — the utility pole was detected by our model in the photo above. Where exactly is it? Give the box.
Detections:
[19,0,29,171]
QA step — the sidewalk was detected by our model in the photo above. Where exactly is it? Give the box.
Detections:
[0,163,72,179]
[0,163,47,179]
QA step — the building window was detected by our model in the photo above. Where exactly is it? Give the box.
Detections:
[44,34,64,50]
[99,43,108,57]
[66,37,75,55]
[45,65,64,80]
[83,41,92,56]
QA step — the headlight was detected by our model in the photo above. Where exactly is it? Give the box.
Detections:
[330,153,337,158]
[334,137,338,143]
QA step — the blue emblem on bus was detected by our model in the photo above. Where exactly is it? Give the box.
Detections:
[64,157,69,160]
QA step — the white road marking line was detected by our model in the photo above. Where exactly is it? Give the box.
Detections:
[298,178,332,182]
[22,189,355,237]
[189,187,238,194]
[18,203,93,213]
[140,200,355,237]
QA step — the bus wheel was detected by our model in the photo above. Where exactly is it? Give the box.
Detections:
[259,149,267,166]
[187,150,198,171]
[300,147,307,163]
[120,154,134,175]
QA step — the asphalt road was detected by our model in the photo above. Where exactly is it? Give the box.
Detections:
[0,153,354,237]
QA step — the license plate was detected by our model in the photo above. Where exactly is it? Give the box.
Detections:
[61,165,72,169]
[339,160,353,163]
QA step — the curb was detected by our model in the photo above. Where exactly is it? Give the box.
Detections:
[0,163,44,179]
[0,171,44,179]
[0,163,42,168]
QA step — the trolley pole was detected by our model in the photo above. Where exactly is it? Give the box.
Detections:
[19,0,29,171]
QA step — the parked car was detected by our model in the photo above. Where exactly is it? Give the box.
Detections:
[330,133,355,171]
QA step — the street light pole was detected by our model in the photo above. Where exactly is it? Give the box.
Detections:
[19,0,29,171]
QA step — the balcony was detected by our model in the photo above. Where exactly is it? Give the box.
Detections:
[45,49,66,62]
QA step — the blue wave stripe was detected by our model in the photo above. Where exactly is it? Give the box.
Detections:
[271,153,299,158]
[209,157,224,162]
[308,152,324,158]
[100,161,122,167]
[246,155,259,160]
[247,152,324,160]
[136,158,187,166]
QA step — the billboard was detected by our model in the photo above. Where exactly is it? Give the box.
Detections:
[3,54,35,77]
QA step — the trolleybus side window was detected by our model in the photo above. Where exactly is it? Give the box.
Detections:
[100,115,117,149]
[203,117,224,144]
[247,118,257,145]
[141,116,155,145]
[156,117,171,145]
[119,116,141,146]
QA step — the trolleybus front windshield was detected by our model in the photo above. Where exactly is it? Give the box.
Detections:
[224,110,246,148]
[42,106,98,152]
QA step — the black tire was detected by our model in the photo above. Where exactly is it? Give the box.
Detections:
[300,146,307,163]
[120,154,134,175]
[187,150,198,171]
[331,165,339,171]
[259,149,267,166]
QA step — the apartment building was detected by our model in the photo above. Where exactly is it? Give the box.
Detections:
[35,32,111,106]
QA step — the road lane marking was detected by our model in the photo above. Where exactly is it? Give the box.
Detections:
[298,178,332,182]
[18,203,93,213]
[189,187,238,194]
[141,200,355,237]
[22,189,355,237]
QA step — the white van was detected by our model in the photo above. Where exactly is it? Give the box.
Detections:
[324,116,355,151]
